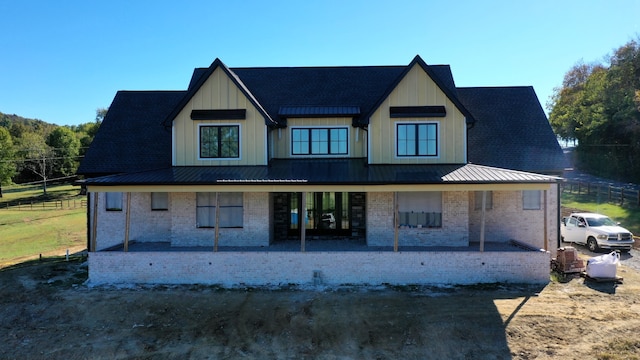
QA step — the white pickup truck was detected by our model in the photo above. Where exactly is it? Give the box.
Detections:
[561,212,634,252]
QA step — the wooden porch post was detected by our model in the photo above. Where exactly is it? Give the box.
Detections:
[91,192,98,252]
[543,190,548,251]
[479,191,487,252]
[214,192,220,252]
[124,192,131,252]
[394,192,399,252]
[301,192,306,252]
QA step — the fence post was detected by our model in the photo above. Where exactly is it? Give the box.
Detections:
[608,186,612,202]
[621,187,624,206]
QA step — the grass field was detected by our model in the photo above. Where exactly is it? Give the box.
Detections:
[0,184,87,267]
[561,191,640,235]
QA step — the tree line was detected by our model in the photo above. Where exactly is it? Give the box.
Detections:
[549,38,640,182]
[0,109,106,196]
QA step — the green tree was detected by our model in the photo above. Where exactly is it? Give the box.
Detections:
[71,108,104,156]
[17,133,54,194]
[0,127,17,197]
[47,127,81,177]
[548,38,640,181]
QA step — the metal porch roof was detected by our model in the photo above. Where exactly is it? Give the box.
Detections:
[81,159,559,186]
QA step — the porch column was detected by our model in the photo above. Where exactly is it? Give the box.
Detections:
[479,191,487,252]
[394,192,399,252]
[214,192,220,252]
[543,190,548,251]
[301,192,306,252]
[124,192,131,252]
[91,192,98,252]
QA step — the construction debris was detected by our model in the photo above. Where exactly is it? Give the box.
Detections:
[551,247,586,274]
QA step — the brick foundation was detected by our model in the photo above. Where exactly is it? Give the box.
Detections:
[88,250,551,286]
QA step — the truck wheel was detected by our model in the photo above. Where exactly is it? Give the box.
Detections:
[587,237,599,252]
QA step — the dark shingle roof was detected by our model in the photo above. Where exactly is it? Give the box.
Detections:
[78,57,564,178]
[81,158,558,186]
[77,91,184,176]
[229,65,406,127]
[458,86,565,174]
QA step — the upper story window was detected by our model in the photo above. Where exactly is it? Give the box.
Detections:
[291,127,348,155]
[199,124,240,159]
[396,123,438,157]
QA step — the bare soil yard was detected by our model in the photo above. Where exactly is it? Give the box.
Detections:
[1,256,640,360]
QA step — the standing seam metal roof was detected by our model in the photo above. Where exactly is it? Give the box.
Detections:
[81,159,559,186]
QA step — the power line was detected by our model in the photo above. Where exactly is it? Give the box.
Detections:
[0,155,85,163]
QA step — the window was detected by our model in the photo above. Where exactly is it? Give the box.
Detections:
[289,192,350,232]
[291,128,348,155]
[397,123,437,157]
[196,192,243,228]
[397,192,442,228]
[151,192,168,211]
[105,192,123,211]
[199,125,240,159]
[523,190,541,210]
[474,191,493,210]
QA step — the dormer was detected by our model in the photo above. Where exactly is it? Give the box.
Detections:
[164,59,273,166]
[366,56,474,165]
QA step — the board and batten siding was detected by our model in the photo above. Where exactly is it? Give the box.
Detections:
[368,63,467,164]
[172,67,268,166]
[271,117,366,159]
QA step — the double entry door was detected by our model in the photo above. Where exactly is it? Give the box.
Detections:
[290,192,350,236]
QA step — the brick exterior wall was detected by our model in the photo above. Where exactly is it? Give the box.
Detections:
[88,249,551,286]
[91,192,271,250]
[91,192,171,250]
[366,192,469,247]
[170,192,270,247]
[468,184,559,256]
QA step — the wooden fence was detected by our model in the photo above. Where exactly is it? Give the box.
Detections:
[562,180,640,206]
[2,199,87,210]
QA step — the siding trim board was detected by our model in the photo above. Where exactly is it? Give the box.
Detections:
[191,109,246,120]
[390,106,446,118]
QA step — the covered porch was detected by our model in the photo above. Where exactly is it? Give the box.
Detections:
[82,160,560,285]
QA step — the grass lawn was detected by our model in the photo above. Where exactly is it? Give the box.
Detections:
[562,192,640,236]
[0,184,87,267]
[1,184,82,204]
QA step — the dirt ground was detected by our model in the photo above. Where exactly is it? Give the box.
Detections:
[1,256,640,360]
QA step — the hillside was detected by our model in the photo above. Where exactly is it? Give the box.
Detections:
[0,111,58,134]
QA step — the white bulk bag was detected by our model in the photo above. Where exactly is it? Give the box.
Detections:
[586,251,620,278]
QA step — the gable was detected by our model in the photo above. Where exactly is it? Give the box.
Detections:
[172,65,269,166]
[367,63,469,165]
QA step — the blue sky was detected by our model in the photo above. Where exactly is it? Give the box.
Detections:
[1,0,639,126]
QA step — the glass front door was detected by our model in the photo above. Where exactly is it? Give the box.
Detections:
[290,192,350,235]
